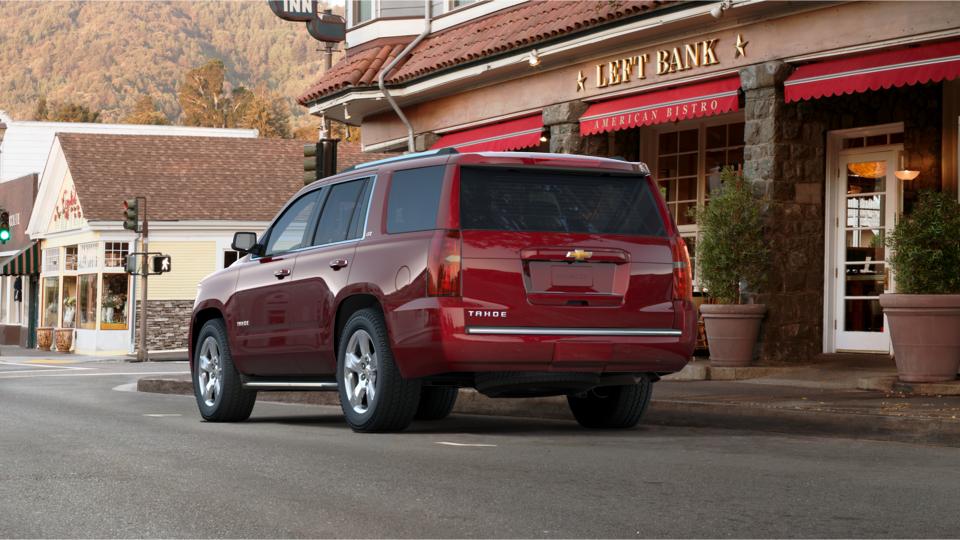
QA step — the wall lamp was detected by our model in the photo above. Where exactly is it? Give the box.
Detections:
[710,0,733,19]
[527,49,541,68]
[895,150,919,181]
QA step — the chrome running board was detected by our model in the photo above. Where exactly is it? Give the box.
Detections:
[465,327,682,337]
[242,381,339,391]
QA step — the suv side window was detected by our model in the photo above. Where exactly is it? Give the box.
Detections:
[263,190,322,256]
[386,166,444,234]
[313,178,368,246]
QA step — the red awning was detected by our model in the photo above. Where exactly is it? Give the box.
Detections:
[785,40,960,103]
[431,115,543,152]
[579,77,740,136]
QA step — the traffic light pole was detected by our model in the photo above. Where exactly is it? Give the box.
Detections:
[137,197,148,363]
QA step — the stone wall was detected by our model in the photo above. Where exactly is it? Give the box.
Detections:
[132,299,193,351]
[742,61,943,363]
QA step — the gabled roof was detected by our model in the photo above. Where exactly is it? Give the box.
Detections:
[56,133,305,222]
[299,0,665,106]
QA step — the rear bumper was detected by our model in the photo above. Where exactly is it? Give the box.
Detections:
[387,298,696,379]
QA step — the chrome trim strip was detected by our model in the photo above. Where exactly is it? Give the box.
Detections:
[465,327,682,337]
[243,381,339,390]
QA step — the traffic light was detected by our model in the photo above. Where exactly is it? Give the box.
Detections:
[123,198,139,231]
[303,139,339,184]
[0,212,9,244]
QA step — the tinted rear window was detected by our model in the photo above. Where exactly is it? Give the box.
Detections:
[387,166,445,234]
[459,167,666,236]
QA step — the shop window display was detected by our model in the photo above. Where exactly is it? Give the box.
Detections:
[101,274,128,330]
[42,277,59,327]
[62,276,78,328]
[78,274,98,330]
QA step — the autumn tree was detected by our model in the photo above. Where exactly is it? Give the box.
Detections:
[236,85,291,138]
[121,95,170,125]
[178,59,231,128]
[33,97,101,122]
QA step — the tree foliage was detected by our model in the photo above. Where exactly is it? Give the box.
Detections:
[178,59,231,128]
[692,167,769,304]
[121,96,170,125]
[887,190,960,294]
[32,97,101,123]
[0,1,341,125]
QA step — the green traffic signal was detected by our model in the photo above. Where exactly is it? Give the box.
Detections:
[0,211,9,244]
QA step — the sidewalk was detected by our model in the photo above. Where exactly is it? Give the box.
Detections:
[0,344,187,363]
[136,357,960,447]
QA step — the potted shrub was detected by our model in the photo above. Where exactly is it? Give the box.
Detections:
[694,167,769,367]
[879,190,960,382]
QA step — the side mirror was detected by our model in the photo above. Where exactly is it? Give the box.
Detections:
[232,232,259,255]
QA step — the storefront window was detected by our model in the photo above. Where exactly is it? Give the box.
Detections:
[43,248,59,274]
[100,274,128,330]
[352,0,373,24]
[657,128,699,226]
[62,276,78,328]
[78,274,98,330]
[104,242,129,269]
[42,277,59,327]
[63,246,78,271]
[79,242,99,271]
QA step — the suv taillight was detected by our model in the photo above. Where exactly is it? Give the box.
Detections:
[671,237,693,301]
[427,230,462,297]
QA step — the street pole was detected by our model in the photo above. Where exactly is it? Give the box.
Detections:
[137,196,149,363]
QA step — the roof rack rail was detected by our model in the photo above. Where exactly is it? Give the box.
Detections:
[344,147,458,172]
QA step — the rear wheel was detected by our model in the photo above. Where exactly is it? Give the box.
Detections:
[415,387,458,420]
[194,319,256,422]
[567,376,652,429]
[337,308,421,432]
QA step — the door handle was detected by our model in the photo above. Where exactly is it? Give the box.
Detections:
[274,268,291,280]
[329,259,349,270]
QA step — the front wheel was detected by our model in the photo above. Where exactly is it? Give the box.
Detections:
[194,319,256,422]
[567,376,652,429]
[337,308,421,432]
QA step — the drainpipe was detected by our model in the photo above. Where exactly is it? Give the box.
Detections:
[378,0,432,153]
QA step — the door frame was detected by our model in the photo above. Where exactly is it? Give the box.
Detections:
[823,122,903,354]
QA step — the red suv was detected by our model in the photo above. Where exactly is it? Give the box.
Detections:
[190,150,695,432]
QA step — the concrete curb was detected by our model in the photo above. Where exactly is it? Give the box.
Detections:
[136,376,960,445]
[662,360,800,381]
[858,375,960,396]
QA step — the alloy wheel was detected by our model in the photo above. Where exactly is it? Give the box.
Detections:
[343,329,379,414]
[197,336,223,407]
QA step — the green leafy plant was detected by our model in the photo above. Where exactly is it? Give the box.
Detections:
[886,190,960,294]
[692,167,768,304]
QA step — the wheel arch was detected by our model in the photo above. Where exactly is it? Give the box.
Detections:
[334,293,385,357]
[191,307,225,370]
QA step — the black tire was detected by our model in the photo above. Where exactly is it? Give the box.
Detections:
[566,376,652,429]
[193,318,256,422]
[337,308,421,432]
[415,387,458,420]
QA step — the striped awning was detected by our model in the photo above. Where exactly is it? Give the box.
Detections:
[431,115,544,152]
[1,242,40,275]
[785,40,960,103]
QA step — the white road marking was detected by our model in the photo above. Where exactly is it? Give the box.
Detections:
[0,371,189,380]
[143,414,182,418]
[435,441,497,448]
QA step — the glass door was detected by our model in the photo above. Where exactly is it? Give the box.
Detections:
[834,150,898,352]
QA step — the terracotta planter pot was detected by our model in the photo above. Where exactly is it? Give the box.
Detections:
[36,327,53,351]
[55,328,74,353]
[879,294,960,383]
[700,304,766,367]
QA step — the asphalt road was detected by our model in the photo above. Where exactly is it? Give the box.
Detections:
[1,359,959,538]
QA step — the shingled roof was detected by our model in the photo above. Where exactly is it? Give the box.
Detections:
[299,0,665,106]
[57,133,307,222]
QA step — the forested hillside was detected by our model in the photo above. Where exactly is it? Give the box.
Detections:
[0,0,337,126]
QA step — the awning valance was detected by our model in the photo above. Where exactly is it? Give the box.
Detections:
[1,242,40,276]
[785,40,960,103]
[431,115,544,152]
[579,77,741,136]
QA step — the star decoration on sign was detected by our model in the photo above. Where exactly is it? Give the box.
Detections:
[735,33,748,58]
[576,70,587,92]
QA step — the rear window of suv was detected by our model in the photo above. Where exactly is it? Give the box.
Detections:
[387,166,445,234]
[459,167,667,236]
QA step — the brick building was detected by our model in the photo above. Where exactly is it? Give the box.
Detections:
[298,0,960,362]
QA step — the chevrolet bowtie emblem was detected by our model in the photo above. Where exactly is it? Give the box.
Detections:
[565,249,593,262]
